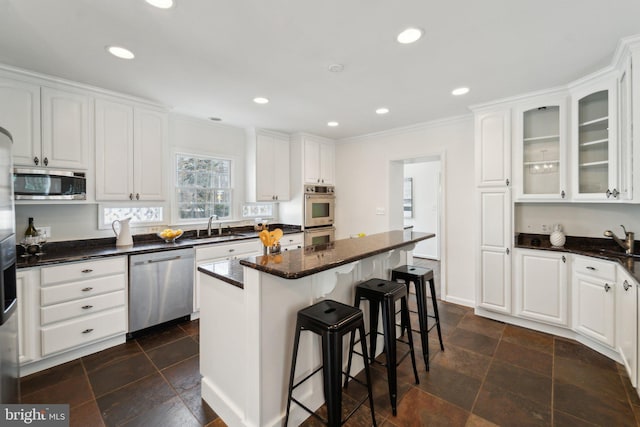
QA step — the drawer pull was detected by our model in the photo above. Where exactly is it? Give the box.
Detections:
[82,328,94,334]
[586,266,597,271]
[82,287,93,292]
[229,249,235,252]
[82,305,94,310]
[82,269,93,273]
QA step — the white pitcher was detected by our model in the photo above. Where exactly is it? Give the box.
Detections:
[112,218,133,247]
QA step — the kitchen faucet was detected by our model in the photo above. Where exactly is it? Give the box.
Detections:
[603,225,635,255]
[207,215,219,237]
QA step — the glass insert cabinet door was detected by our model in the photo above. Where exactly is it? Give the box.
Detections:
[519,103,565,199]
[577,90,611,195]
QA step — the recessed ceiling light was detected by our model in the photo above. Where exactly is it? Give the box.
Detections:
[452,87,470,96]
[396,28,423,44]
[327,121,339,127]
[106,46,135,59]
[376,108,390,115]
[145,0,174,8]
[328,64,344,73]
[253,97,269,104]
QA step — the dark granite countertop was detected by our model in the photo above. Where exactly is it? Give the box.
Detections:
[515,233,640,283]
[17,224,301,269]
[199,230,434,286]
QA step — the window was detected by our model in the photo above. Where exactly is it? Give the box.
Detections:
[176,153,232,220]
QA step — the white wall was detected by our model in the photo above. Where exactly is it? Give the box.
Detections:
[14,114,248,241]
[335,116,475,306]
[516,202,640,238]
[404,161,440,259]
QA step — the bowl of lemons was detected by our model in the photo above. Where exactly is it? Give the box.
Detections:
[158,228,183,243]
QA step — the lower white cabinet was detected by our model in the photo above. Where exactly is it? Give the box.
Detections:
[617,268,637,387]
[514,249,568,326]
[194,240,261,312]
[280,233,303,251]
[572,256,616,347]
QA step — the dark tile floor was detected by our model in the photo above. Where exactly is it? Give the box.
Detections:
[20,258,640,426]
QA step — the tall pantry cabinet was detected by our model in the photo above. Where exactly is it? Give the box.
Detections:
[474,110,512,314]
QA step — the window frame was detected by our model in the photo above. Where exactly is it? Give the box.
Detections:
[172,151,235,225]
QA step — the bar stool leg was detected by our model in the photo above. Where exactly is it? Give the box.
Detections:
[429,277,445,351]
[401,296,420,385]
[358,324,377,427]
[381,296,398,416]
[368,299,380,364]
[322,330,343,427]
[285,323,303,427]
[413,278,430,371]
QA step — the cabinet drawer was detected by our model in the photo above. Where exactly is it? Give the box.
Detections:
[41,273,126,306]
[196,240,259,261]
[573,256,616,281]
[42,257,127,286]
[41,290,125,325]
[41,307,126,356]
[281,233,303,248]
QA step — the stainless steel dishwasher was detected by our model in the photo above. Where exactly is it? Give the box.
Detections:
[129,248,194,334]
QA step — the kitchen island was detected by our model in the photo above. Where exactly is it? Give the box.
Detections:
[197,230,433,427]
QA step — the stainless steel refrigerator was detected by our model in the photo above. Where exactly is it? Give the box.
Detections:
[0,126,19,403]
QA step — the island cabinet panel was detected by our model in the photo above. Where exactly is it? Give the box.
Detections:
[514,249,568,326]
[16,268,41,365]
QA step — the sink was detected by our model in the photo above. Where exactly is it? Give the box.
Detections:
[194,232,248,241]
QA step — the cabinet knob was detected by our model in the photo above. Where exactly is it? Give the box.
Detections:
[81,287,93,292]
[81,269,93,273]
[34,156,39,165]
[228,248,235,252]
[612,188,620,198]
[505,178,510,186]
[606,189,612,198]
[317,179,320,183]
[129,193,134,200]
[561,190,566,199]
[136,193,140,200]
[623,280,631,291]
[562,255,566,263]
[505,248,510,255]
[82,328,94,334]
[604,283,611,292]
[43,157,49,166]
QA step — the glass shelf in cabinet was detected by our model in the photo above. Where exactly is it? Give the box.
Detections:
[579,160,608,168]
[579,116,608,129]
[523,134,560,143]
[580,138,608,147]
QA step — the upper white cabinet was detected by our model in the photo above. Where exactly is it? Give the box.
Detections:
[246,129,290,202]
[0,78,90,169]
[571,78,619,201]
[303,135,335,185]
[95,99,166,201]
[40,87,91,170]
[475,110,511,187]
[514,97,568,200]
[514,249,568,326]
[0,78,41,167]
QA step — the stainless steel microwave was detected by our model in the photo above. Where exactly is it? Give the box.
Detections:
[13,168,86,200]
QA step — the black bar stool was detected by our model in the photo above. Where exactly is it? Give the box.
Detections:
[345,278,419,416]
[284,299,376,427]
[391,265,444,371]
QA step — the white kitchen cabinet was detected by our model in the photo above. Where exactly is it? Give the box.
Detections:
[194,240,261,312]
[476,187,512,314]
[617,54,633,201]
[513,96,568,201]
[475,110,511,187]
[16,268,40,364]
[0,77,41,167]
[40,87,91,170]
[572,256,616,347]
[616,267,637,387]
[514,249,568,326]
[95,98,167,201]
[303,135,335,185]
[246,129,290,201]
[280,233,303,251]
[39,257,127,357]
[571,78,620,201]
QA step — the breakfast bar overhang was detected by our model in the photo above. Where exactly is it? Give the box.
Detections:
[197,230,434,427]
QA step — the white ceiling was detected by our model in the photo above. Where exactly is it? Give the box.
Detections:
[2,0,640,139]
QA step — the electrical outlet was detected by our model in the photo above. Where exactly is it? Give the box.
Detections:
[541,224,550,233]
[375,207,385,215]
